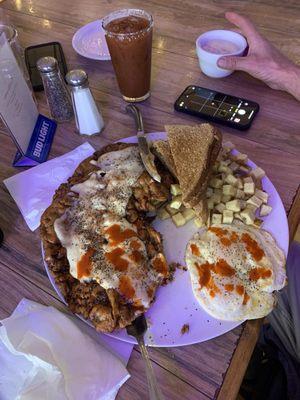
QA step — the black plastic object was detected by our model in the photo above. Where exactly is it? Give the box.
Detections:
[174,85,259,130]
[25,42,68,91]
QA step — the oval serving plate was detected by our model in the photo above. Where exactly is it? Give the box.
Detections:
[43,132,289,347]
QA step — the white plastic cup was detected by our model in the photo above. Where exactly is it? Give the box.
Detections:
[196,30,247,78]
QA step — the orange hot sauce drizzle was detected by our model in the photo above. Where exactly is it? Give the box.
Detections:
[130,250,143,263]
[196,262,221,298]
[243,292,250,305]
[105,247,129,271]
[235,284,245,296]
[77,248,95,279]
[105,224,136,246]
[241,233,265,261]
[209,227,228,236]
[119,275,135,300]
[249,267,272,281]
[152,254,168,277]
[209,227,240,247]
[214,259,235,277]
[190,243,200,256]
[224,284,234,292]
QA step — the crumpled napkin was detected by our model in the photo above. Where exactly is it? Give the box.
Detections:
[3,142,95,231]
[0,299,131,400]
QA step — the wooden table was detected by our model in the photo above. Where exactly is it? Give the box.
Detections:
[1,1,300,399]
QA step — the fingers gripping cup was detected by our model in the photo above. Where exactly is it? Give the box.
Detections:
[196,30,247,78]
[102,9,153,102]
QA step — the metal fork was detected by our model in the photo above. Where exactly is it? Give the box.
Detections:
[127,315,165,400]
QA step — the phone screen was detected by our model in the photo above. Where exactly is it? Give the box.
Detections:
[175,86,259,130]
[25,42,67,91]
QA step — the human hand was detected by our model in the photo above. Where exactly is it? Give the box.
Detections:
[217,12,300,99]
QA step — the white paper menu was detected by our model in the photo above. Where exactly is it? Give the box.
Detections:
[0,33,38,154]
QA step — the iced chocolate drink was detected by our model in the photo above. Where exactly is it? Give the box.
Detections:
[102,9,153,102]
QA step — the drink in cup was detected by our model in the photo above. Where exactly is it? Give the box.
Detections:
[102,9,153,102]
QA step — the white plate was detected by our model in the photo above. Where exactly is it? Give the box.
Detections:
[72,20,110,61]
[43,132,289,347]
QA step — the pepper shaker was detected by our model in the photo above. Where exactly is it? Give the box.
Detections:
[66,69,104,136]
[37,56,73,123]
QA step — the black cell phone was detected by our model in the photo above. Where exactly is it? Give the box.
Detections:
[174,85,259,130]
[25,42,68,91]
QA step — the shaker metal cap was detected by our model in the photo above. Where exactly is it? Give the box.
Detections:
[36,56,58,73]
[66,69,88,87]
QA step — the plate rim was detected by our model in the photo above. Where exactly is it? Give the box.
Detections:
[72,19,111,61]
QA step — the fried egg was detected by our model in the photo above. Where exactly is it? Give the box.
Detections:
[185,223,286,320]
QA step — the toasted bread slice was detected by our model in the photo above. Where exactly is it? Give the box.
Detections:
[166,124,222,207]
[193,198,208,224]
[152,140,177,177]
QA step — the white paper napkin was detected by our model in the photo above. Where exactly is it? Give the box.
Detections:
[0,299,131,400]
[3,142,95,231]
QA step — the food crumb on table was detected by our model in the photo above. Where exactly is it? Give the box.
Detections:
[181,323,190,335]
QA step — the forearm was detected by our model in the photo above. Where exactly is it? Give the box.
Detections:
[280,64,300,101]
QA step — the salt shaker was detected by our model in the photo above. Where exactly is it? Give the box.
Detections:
[37,56,73,123]
[66,69,104,135]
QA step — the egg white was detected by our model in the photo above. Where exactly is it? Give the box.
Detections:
[185,223,286,321]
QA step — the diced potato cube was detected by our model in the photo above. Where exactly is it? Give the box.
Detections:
[229,161,239,172]
[234,153,248,163]
[157,207,170,220]
[223,185,237,197]
[223,158,231,166]
[226,199,244,212]
[223,210,234,224]
[237,178,243,189]
[225,174,238,187]
[236,189,245,199]
[209,178,223,189]
[244,182,255,195]
[170,195,182,209]
[172,213,186,227]
[194,217,204,228]
[212,161,220,172]
[234,213,243,221]
[206,213,211,228]
[170,184,182,196]
[223,141,235,152]
[239,165,251,174]
[206,187,213,198]
[207,199,215,210]
[251,167,265,180]
[222,194,231,203]
[182,208,196,221]
[212,213,222,225]
[255,189,269,204]
[214,188,223,196]
[211,192,222,204]
[247,195,263,209]
[240,207,256,225]
[260,204,272,217]
[218,161,231,173]
[243,176,253,184]
[166,204,178,215]
[254,218,263,227]
[215,203,226,213]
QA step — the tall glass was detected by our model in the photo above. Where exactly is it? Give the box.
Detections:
[102,9,153,102]
[0,24,31,88]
